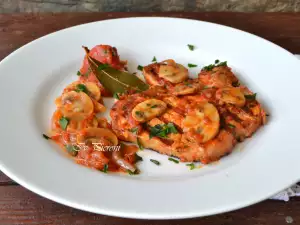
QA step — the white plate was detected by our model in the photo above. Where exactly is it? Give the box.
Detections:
[0,17,300,219]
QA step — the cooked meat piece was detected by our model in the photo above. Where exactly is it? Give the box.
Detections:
[198,65,239,88]
[110,62,266,163]
[143,59,188,86]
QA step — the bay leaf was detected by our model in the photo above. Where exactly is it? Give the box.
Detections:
[83,46,149,94]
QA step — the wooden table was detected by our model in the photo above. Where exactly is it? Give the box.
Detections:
[0,12,300,225]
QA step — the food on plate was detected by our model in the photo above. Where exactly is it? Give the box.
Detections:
[44,44,267,174]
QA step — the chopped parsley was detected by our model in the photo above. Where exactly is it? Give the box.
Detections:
[218,61,227,67]
[186,163,195,170]
[135,111,144,117]
[42,134,51,140]
[65,144,79,156]
[59,117,69,130]
[188,63,198,68]
[152,56,157,62]
[75,84,89,94]
[127,170,134,175]
[150,105,157,108]
[127,169,139,175]
[113,92,120,99]
[202,60,228,71]
[168,157,179,164]
[101,164,108,173]
[149,123,178,139]
[245,93,257,100]
[150,159,160,165]
[137,138,143,150]
[130,127,139,134]
[98,63,109,70]
[77,68,92,77]
[137,65,143,71]
[135,153,143,162]
[187,44,195,51]
[202,64,215,71]
[228,124,236,128]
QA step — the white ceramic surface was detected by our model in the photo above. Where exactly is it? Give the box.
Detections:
[0,17,299,219]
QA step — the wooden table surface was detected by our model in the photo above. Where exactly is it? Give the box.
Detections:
[0,12,300,225]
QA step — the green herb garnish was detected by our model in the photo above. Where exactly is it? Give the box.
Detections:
[152,56,157,62]
[59,117,69,130]
[188,63,198,68]
[228,124,236,128]
[202,60,228,71]
[202,64,215,71]
[150,159,160,165]
[98,63,109,70]
[187,44,195,51]
[137,65,143,71]
[42,134,51,140]
[101,164,108,173]
[218,61,227,67]
[137,138,143,150]
[135,153,143,162]
[245,93,257,100]
[75,84,89,94]
[127,169,139,175]
[127,170,134,175]
[168,157,179,164]
[135,111,144,117]
[186,163,195,170]
[149,123,178,139]
[130,127,139,134]
[65,144,79,156]
[151,105,157,108]
[113,92,120,99]
[77,71,82,76]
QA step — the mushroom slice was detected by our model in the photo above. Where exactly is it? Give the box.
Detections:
[59,91,94,120]
[132,99,167,122]
[216,87,246,107]
[182,102,220,143]
[158,59,188,84]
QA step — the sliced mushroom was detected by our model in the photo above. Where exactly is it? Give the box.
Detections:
[58,91,94,120]
[64,81,101,101]
[158,59,188,84]
[173,81,199,96]
[132,99,167,122]
[182,102,220,143]
[216,87,246,107]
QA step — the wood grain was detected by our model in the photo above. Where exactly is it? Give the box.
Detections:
[1,0,300,13]
[0,12,300,63]
[0,186,299,225]
[0,13,299,224]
